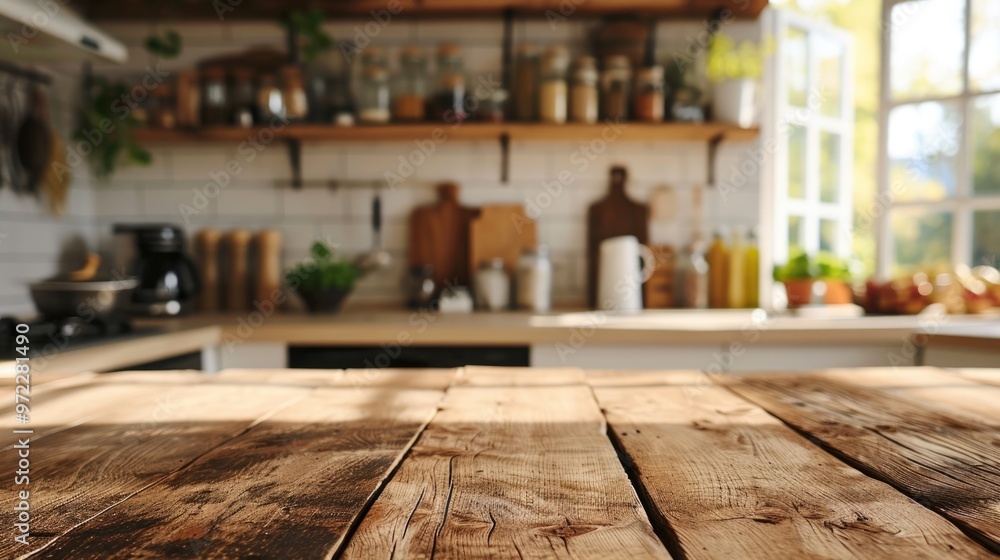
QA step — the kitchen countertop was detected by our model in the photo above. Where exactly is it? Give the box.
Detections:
[5,310,997,380]
[12,366,1000,558]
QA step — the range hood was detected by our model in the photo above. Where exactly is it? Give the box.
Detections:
[0,0,127,64]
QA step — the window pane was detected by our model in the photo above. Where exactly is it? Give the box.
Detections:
[888,101,961,201]
[973,210,1000,267]
[892,208,953,275]
[820,219,839,253]
[971,0,1000,92]
[973,94,1000,196]
[788,215,803,251]
[820,131,841,203]
[890,0,965,100]
[785,26,808,108]
[788,124,806,199]
[815,35,843,117]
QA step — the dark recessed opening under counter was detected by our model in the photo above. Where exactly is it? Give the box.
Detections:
[288,345,530,369]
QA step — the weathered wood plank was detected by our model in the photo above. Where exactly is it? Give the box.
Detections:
[3,381,307,558]
[720,368,1000,554]
[213,367,459,390]
[32,386,444,559]
[458,365,587,386]
[944,368,1000,388]
[341,383,669,559]
[593,370,992,559]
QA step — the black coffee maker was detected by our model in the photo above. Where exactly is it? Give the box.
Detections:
[113,224,200,316]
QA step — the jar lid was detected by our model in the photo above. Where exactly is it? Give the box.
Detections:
[364,65,389,80]
[636,65,664,81]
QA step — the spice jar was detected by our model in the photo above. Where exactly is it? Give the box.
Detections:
[394,47,428,122]
[569,55,598,124]
[514,44,539,121]
[148,84,177,129]
[601,55,631,122]
[201,67,229,126]
[358,65,391,124]
[538,46,569,124]
[361,47,389,72]
[256,74,285,122]
[281,66,308,122]
[429,43,467,122]
[634,65,665,122]
[230,68,256,127]
[476,88,508,122]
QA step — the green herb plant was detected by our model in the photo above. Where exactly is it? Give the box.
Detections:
[145,29,182,59]
[288,241,359,291]
[76,77,151,179]
[283,10,332,64]
[774,251,853,282]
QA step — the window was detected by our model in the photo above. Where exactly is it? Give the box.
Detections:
[879,0,1000,277]
[767,10,855,266]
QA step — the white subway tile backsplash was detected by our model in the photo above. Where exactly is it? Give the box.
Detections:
[282,188,346,218]
[168,149,229,181]
[94,189,142,217]
[217,188,280,216]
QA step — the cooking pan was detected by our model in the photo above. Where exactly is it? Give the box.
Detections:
[29,278,138,320]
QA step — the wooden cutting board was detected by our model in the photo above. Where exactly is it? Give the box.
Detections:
[587,166,649,308]
[409,183,479,291]
[469,204,537,280]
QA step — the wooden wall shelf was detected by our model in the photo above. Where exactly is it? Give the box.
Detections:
[83,0,767,21]
[133,123,759,144]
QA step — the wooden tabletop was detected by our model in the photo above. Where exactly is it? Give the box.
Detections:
[7,366,1000,559]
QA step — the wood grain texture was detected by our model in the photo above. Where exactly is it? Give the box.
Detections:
[214,367,459,390]
[4,382,307,559]
[946,368,1000,387]
[594,370,993,559]
[458,365,586,386]
[720,369,1000,554]
[341,384,669,559]
[34,386,443,559]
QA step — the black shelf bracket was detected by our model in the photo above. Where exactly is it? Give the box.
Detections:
[707,133,724,188]
[286,138,303,189]
[500,132,511,184]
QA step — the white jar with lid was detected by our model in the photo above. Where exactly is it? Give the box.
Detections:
[516,246,552,312]
[474,258,510,311]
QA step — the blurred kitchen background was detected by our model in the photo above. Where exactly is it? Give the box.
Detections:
[0,0,998,322]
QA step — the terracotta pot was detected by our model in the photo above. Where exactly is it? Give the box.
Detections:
[822,280,854,305]
[783,279,814,308]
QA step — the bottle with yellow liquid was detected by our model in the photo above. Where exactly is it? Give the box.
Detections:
[727,228,746,308]
[707,229,729,309]
[744,228,760,308]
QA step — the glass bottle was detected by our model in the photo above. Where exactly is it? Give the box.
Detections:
[634,65,665,122]
[360,47,389,72]
[358,64,391,124]
[230,68,256,127]
[256,74,285,122]
[727,227,746,308]
[514,44,539,121]
[430,43,467,122]
[707,229,729,309]
[569,55,598,123]
[394,47,428,122]
[200,67,228,126]
[601,55,631,122]
[538,45,569,124]
[744,228,760,308]
[517,245,552,312]
[281,66,309,122]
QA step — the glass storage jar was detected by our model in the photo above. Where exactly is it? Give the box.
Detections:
[538,45,569,124]
[601,55,631,121]
[569,55,598,123]
[200,67,229,126]
[393,47,428,122]
[514,44,539,121]
[358,64,391,124]
[634,65,665,122]
[281,66,309,122]
[256,73,285,122]
[429,43,467,122]
[230,68,256,127]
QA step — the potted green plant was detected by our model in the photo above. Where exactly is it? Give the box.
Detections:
[774,251,854,307]
[706,35,765,128]
[287,241,359,313]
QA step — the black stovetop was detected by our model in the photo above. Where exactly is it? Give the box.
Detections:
[0,316,164,360]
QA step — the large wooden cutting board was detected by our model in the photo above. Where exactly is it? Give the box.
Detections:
[468,204,537,281]
[408,183,478,291]
[587,166,649,308]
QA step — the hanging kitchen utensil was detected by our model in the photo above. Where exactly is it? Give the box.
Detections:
[5,78,25,193]
[587,166,649,308]
[17,84,52,196]
[41,124,70,215]
[354,191,393,276]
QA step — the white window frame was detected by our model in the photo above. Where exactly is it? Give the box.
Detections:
[877,0,1000,277]
[765,8,855,269]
